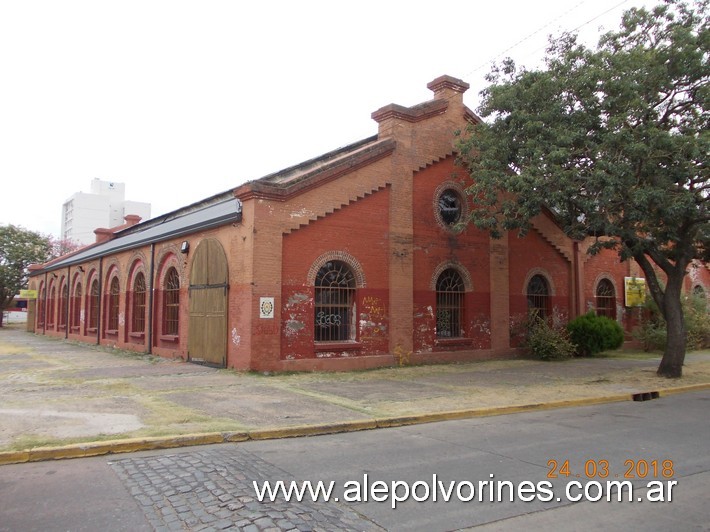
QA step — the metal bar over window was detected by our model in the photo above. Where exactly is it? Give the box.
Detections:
[436,268,465,338]
[315,261,355,342]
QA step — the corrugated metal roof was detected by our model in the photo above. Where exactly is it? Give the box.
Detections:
[37,195,242,272]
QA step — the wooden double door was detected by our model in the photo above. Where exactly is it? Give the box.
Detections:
[188,238,229,367]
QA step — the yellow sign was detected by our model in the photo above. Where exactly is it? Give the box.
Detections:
[624,277,646,307]
[19,289,38,299]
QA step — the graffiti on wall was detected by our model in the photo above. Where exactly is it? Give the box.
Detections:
[360,296,387,339]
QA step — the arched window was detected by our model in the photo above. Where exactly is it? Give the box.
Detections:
[107,277,120,332]
[163,267,180,336]
[71,282,82,331]
[37,286,46,327]
[58,280,68,329]
[436,268,465,338]
[314,261,355,342]
[88,279,99,331]
[132,272,146,334]
[595,279,616,319]
[527,274,551,320]
[47,286,56,327]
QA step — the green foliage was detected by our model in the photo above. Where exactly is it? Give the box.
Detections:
[457,0,709,377]
[635,293,710,351]
[567,312,624,357]
[525,316,576,361]
[0,225,52,319]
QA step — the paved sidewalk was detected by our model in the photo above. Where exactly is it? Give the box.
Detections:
[1,325,709,464]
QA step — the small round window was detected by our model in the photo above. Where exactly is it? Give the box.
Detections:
[438,189,462,226]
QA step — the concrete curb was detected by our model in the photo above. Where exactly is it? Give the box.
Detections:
[1,384,709,466]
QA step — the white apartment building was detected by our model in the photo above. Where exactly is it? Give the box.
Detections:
[61,179,151,245]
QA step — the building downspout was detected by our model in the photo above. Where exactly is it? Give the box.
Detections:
[147,243,155,354]
[97,257,103,346]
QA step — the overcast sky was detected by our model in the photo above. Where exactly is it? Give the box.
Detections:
[0,0,658,238]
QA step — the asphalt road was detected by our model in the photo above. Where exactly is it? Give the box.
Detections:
[1,390,708,531]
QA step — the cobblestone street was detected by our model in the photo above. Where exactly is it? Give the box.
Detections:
[110,445,383,532]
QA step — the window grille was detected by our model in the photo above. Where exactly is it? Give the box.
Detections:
[164,267,180,336]
[132,273,146,334]
[527,274,550,320]
[58,282,68,328]
[438,189,462,226]
[71,283,82,329]
[88,280,99,330]
[38,287,45,326]
[108,277,120,331]
[314,261,355,342]
[436,268,465,337]
[595,279,616,319]
[47,287,56,326]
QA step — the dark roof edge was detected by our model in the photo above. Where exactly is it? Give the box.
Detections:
[114,189,236,238]
[31,198,241,275]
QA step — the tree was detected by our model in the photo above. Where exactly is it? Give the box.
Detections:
[0,225,52,327]
[457,0,709,378]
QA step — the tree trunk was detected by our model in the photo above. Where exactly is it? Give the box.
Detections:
[657,274,686,378]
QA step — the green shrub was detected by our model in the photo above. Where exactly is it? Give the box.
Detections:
[525,317,576,361]
[685,293,710,350]
[567,312,624,357]
[633,293,710,351]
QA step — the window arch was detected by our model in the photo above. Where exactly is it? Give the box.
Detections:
[527,274,551,319]
[106,276,120,332]
[47,284,56,328]
[595,278,616,319]
[71,280,82,331]
[37,284,46,327]
[314,260,355,342]
[131,272,147,335]
[163,267,180,336]
[87,278,99,331]
[436,268,465,338]
[58,278,68,330]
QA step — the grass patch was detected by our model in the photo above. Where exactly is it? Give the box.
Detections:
[0,341,34,356]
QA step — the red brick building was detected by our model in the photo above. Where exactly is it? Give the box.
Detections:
[27,75,710,371]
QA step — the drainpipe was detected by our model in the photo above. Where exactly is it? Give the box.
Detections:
[97,257,103,345]
[147,243,155,354]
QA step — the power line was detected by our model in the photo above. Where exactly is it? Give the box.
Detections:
[464,0,630,80]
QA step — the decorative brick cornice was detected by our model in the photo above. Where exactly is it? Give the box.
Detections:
[235,139,395,202]
[371,99,448,124]
[426,75,470,95]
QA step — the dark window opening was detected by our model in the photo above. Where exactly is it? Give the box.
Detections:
[107,277,120,331]
[595,279,616,319]
[132,272,146,334]
[315,261,355,342]
[163,267,180,336]
[527,274,551,320]
[436,268,465,338]
[438,189,462,226]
